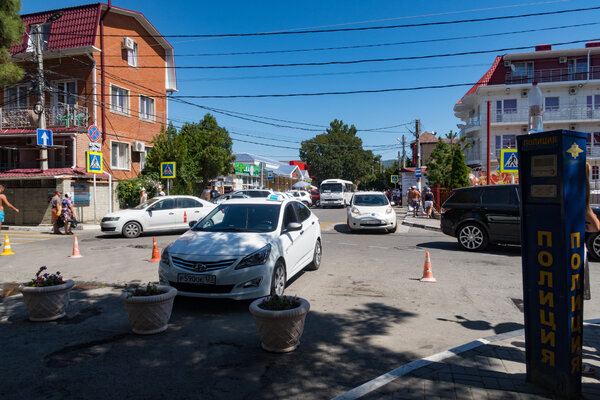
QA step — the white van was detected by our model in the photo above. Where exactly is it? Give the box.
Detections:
[319,179,354,207]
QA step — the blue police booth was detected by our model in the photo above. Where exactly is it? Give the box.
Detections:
[517,130,586,398]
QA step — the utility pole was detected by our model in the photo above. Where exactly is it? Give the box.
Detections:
[402,136,406,168]
[34,24,48,171]
[415,119,421,190]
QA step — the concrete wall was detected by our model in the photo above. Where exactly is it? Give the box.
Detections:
[1,177,118,226]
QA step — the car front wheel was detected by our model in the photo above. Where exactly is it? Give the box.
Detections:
[457,223,488,251]
[587,233,600,261]
[122,221,142,238]
[270,260,287,296]
[306,239,322,271]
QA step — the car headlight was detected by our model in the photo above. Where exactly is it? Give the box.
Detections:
[235,244,271,270]
[102,217,120,222]
[161,244,172,263]
[351,207,359,214]
[386,206,393,214]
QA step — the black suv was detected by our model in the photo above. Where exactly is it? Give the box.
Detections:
[441,185,520,251]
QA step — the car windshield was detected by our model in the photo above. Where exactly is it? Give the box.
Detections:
[192,203,281,232]
[245,191,271,198]
[321,183,343,193]
[353,194,388,207]
[132,198,160,210]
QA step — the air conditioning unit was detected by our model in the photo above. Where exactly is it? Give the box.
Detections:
[559,56,567,64]
[569,125,577,130]
[569,87,577,95]
[521,90,528,98]
[521,126,528,133]
[122,37,135,50]
[133,141,145,152]
[503,59,511,67]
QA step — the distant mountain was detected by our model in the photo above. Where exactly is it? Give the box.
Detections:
[381,159,397,168]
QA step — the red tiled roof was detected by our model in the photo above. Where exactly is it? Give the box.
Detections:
[0,128,77,135]
[0,167,96,178]
[11,3,102,55]
[457,56,506,103]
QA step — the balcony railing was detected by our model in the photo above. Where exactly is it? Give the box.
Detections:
[492,104,600,124]
[505,66,600,85]
[464,147,481,164]
[0,103,89,130]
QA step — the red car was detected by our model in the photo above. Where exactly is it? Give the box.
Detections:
[310,189,320,207]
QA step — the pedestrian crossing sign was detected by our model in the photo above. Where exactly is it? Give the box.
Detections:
[500,149,519,173]
[161,162,176,178]
[390,175,399,183]
[86,152,103,174]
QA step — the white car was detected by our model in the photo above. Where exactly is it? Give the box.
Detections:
[101,196,216,238]
[347,192,397,233]
[287,190,312,207]
[158,196,322,300]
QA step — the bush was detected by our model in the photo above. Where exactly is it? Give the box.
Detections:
[116,174,162,209]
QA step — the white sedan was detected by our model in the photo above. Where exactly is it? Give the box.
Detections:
[101,196,216,238]
[347,192,397,233]
[287,190,312,207]
[158,196,322,300]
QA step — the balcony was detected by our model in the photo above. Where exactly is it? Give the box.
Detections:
[0,103,89,130]
[464,146,482,166]
[505,66,600,85]
[492,105,600,124]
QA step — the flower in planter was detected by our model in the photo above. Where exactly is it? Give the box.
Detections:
[123,283,165,298]
[24,266,65,287]
[258,295,301,311]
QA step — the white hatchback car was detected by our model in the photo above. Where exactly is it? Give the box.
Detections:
[158,196,322,300]
[347,192,397,233]
[101,196,216,238]
[287,190,312,207]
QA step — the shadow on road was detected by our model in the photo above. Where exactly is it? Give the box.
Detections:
[417,241,522,257]
[333,223,392,235]
[437,315,523,334]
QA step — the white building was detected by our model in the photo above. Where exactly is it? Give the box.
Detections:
[454,42,600,183]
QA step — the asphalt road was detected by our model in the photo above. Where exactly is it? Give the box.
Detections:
[1,208,599,399]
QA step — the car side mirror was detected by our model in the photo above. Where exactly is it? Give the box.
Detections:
[284,222,302,233]
[189,221,197,228]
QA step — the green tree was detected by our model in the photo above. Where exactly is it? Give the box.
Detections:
[179,114,235,193]
[449,140,470,188]
[300,119,374,185]
[424,139,452,187]
[0,0,25,86]
[143,123,188,193]
[425,131,470,188]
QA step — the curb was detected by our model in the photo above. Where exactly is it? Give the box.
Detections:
[400,210,442,232]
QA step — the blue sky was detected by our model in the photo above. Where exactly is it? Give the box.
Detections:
[22,0,600,161]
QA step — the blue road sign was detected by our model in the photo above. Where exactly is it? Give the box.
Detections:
[88,125,101,142]
[161,162,176,178]
[390,175,399,183]
[36,129,53,147]
[500,149,519,173]
[86,152,103,174]
[267,170,274,180]
[415,168,422,178]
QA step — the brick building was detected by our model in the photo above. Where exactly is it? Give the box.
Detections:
[0,3,176,225]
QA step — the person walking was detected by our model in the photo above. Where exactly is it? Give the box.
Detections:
[61,193,76,235]
[210,186,219,199]
[157,185,166,196]
[140,188,148,204]
[424,188,434,218]
[0,184,19,230]
[408,186,421,217]
[50,190,62,234]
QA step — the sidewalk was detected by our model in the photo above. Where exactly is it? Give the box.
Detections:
[396,207,442,232]
[0,224,100,232]
[335,321,600,399]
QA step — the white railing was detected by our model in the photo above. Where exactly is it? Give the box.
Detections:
[505,66,600,85]
[492,105,600,124]
[0,103,89,129]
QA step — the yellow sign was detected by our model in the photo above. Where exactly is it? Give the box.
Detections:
[567,142,583,159]
[86,152,103,174]
[161,162,176,178]
[390,175,399,183]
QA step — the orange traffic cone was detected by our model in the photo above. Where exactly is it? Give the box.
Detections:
[419,252,436,283]
[69,236,83,258]
[149,237,161,262]
[184,211,187,223]
[0,235,15,256]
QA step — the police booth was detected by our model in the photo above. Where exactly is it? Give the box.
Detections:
[517,130,586,398]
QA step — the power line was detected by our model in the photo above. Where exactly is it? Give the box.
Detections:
[106,22,600,58]
[46,5,600,39]
[90,38,600,69]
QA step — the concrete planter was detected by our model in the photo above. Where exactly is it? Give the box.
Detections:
[249,296,310,353]
[121,285,177,335]
[19,280,75,322]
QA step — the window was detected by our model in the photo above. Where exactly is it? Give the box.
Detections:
[53,81,77,106]
[4,85,28,109]
[545,97,559,112]
[512,61,534,83]
[111,85,129,114]
[293,202,311,222]
[152,198,174,210]
[587,95,600,118]
[26,23,50,52]
[282,204,298,226]
[496,99,517,122]
[495,134,517,159]
[569,59,587,79]
[593,166,599,180]
[448,189,481,204]
[111,141,130,169]
[481,187,519,206]
[127,42,138,67]
[177,198,202,208]
[139,96,155,121]
[140,146,152,171]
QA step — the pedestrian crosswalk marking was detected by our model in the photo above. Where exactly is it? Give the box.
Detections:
[163,165,173,175]
[505,153,518,168]
[90,155,101,169]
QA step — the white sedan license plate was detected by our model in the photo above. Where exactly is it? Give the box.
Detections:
[363,219,380,225]
[177,273,216,285]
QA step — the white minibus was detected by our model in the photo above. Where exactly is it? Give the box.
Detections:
[319,179,354,207]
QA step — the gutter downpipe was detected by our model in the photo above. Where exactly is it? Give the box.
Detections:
[588,48,591,81]
[104,171,112,214]
[99,1,111,143]
[85,51,97,126]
